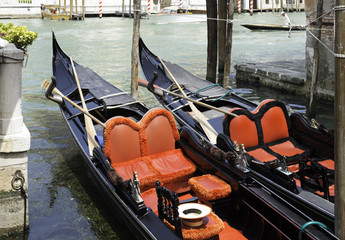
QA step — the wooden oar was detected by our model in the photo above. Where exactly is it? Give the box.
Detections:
[41,79,106,128]
[157,56,219,144]
[69,57,99,155]
[138,77,238,118]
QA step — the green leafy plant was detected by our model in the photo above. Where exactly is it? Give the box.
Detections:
[0,23,38,50]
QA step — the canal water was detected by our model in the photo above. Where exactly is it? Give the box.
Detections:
[1,12,333,240]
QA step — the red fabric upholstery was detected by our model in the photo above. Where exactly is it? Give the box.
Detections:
[219,221,247,240]
[261,106,289,143]
[150,149,196,183]
[112,157,158,189]
[229,113,259,149]
[188,174,232,201]
[140,109,180,155]
[164,211,225,240]
[223,99,309,164]
[269,140,305,157]
[103,108,196,189]
[104,117,143,164]
[247,148,277,162]
[318,159,334,170]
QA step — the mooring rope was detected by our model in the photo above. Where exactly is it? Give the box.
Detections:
[195,83,233,101]
[304,5,345,59]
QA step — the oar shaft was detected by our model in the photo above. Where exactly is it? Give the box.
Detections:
[156,57,237,118]
[160,88,237,117]
[51,86,106,128]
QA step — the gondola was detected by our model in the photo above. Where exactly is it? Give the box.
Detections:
[42,33,338,240]
[138,38,336,233]
[241,23,306,31]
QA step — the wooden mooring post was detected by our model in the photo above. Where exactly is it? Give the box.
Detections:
[131,0,141,99]
[308,0,323,117]
[217,0,227,83]
[223,0,234,88]
[335,0,345,238]
[206,0,217,83]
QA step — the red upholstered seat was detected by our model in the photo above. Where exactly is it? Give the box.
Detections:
[247,148,277,162]
[223,99,309,164]
[103,108,196,190]
[140,109,196,182]
[188,174,232,201]
[104,117,158,189]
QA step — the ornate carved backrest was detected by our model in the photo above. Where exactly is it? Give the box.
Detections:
[155,181,182,238]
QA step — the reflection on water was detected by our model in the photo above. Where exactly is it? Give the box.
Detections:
[0,12,333,239]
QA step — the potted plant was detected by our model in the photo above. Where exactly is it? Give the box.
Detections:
[0,23,38,52]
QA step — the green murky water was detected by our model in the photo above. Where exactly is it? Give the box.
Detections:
[1,11,333,239]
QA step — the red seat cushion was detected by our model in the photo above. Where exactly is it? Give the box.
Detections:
[140,108,180,155]
[150,149,196,183]
[104,108,196,190]
[247,148,277,162]
[188,174,232,201]
[229,114,259,149]
[112,157,159,189]
[318,159,334,170]
[261,105,289,144]
[104,117,143,164]
[268,140,305,157]
[223,108,259,149]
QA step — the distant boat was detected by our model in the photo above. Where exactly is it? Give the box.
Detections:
[241,23,306,31]
[41,5,70,21]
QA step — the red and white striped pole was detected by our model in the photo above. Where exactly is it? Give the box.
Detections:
[250,0,253,15]
[147,0,151,14]
[180,0,183,9]
[238,0,241,14]
[99,0,102,18]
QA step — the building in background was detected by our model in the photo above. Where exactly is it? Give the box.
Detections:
[0,0,158,19]
[239,0,304,12]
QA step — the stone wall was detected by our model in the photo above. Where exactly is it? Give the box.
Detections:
[305,0,335,102]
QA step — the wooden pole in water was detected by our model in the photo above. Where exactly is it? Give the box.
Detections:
[82,0,85,20]
[69,0,73,19]
[223,0,234,88]
[122,0,125,17]
[308,0,323,117]
[129,0,132,18]
[64,0,66,13]
[131,0,141,99]
[75,0,78,15]
[335,1,345,238]
[206,0,217,83]
[218,0,227,84]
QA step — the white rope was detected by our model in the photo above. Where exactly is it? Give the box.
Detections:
[305,6,345,59]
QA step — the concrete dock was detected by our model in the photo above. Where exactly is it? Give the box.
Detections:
[235,60,334,102]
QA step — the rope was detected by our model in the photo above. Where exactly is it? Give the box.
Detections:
[212,88,233,101]
[195,84,233,102]
[195,83,221,94]
[305,5,345,59]
[298,221,332,240]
